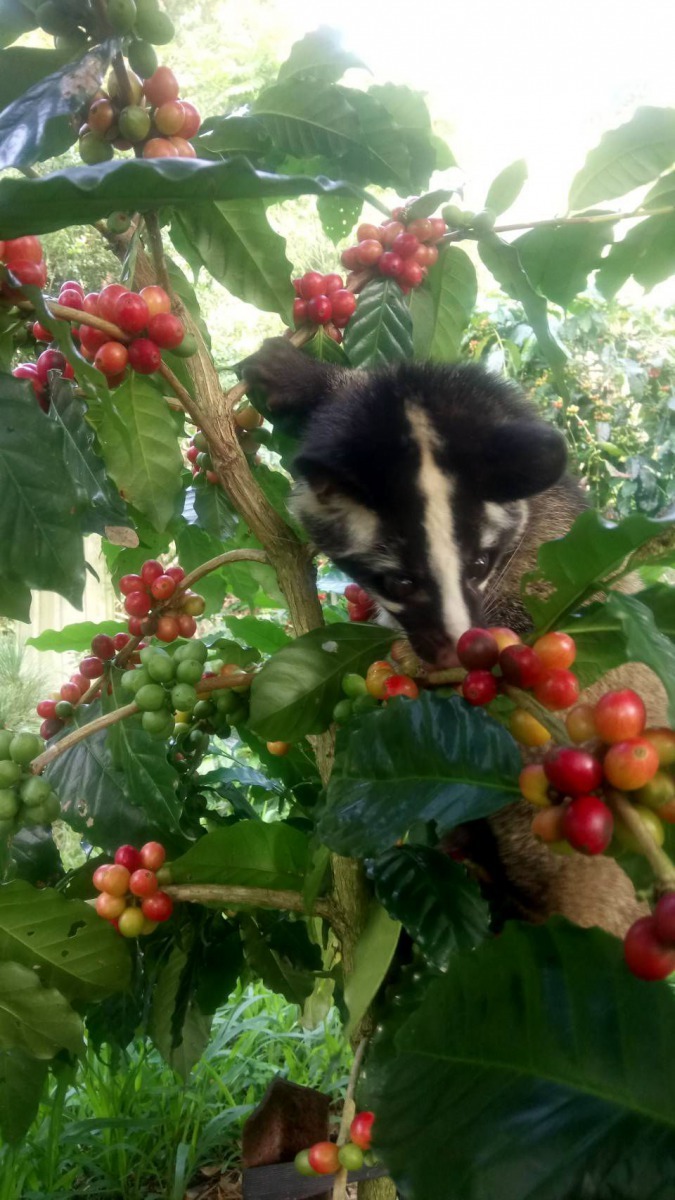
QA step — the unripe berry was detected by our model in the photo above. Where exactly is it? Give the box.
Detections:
[566,704,597,743]
[154,101,185,136]
[533,631,576,670]
[139,286,171,317]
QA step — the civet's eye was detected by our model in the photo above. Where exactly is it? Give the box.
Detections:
[384,575,416,600]
[469,551,494,583]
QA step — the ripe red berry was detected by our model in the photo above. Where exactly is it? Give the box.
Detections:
[129,868,159,898]
[141,560,164,586]
[378,251,404,278]
[414,243,438,268]
[36,699,57,720]
[143,66,179,106]
[177,613,197,638]
[114,844,142,872]
[330,289,356,322]
[40,717,64,740]
[543,746,603,795]
[140,841,167,870]
[344,584,364,603]
[562,795,614,855]
[398,259,424,287]
[356,239,384,266]
[307,1143,340,1176]
[322,273,344,295]
[624,916,675,981]
[653,892,675,945]
[603,738,660,791]
[97,283,127,324]
[95,341,129,377]
[32,321,52,342]
[82,292,100,315]
[114,290,150,334]
[5,259,46,287]
[383,674,420,700]
[457,628,500,670]
[350,1111,375,1151]
[429,217,447,241]
[499,644,545,689]
[125,590,152,618]
[127,616,144,636]
[128,338,162,374]
[60,682,80,704]
[293,298,308,326]
[70,673,89,695]
[36,349,67,383]
[462,669,498,706]
[58,287,84,310]
[298,272,325,301]
[78,324,108,355]
[306,295,332,324]
[165,566,185,583]
[141,890,173,922]
[119,573,144,596]
[177,101,201,139]
[593,689,646,744]
[392,232,420,259]
[3,235,42,264]
[113,632,131,651]
[101,864,130,897]
[13,362,45,404]
[147,312,184,349]
[532,631,576,670]
[534,669,580,711]
[139,286,171,317]
[80,656,105,679]
[91,634,116,660]
[156,615,180,641]
[155,100,186,136]
[150,574,176,600]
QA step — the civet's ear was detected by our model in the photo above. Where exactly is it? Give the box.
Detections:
[294,446,367,505]
[474,420,568,503]
[241,337,339,415]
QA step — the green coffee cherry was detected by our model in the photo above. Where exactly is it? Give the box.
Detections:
[294,1149,318,1177]
[21,776,52,808]
[171,683,197,712]
[135,684,169,712]
[0,731,12,759]
[342,673,367,698]
[333,699,353,724]
[352,694,379,714]
[227,703,248,726]
[43,792,61,822]
[188,728,209,753]
[472,208,496,236]
[193,700,214,721]
[178,639,208,664]
[215,690,238,715]
[193,431,209,452]
[79,132,114,165]
[134,6,174,43]
[127,37,159,78]
[0,790,19,821]
[142,709,174,737]
[118,105,152,143]
[176,658,203,685]
[338,1144,364,1171]
[106,211,133,235]
[9,732,42,765]
[107,0,137,33]
[55,700,74,720]
[0,760,22,788]
[147,652,176,684]
[122,668,151,694]
[171,332,197,358]
[0,817,17,837]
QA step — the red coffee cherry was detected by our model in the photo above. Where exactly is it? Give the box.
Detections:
[119,573,144,595]
[141,890,173,921]
[307,1143,340,1176]
[59,287,85,310]
[624,916,675,981]
[128,338,162,374]
[543,747,603,795]
[90,634,116,660]
[383,674,419,700]
[177,613,197,638]
[462,669,498,706]
[80,656,105,679]
[60,683,81,705]
[4,235,42,263]
[593,689,646,744]
[398,259,424,288]
[330,289,356,323]
[113,632,131,651]
[350,1111,375,1151]
[298,272,325,301]
[124,590,152,618]
[95,341,129,377]
[129,868,159,898]
[293,298,308,326]
[562,795,614,855]
[40,717,64,740]
[380,221,405,246]
[392,232,420,258]
[603,738,660,791]
[533,669,580,710]
[141,560,164,586]
[156,615,180,642]
[37,699,58,720]
[653,892,675,945]
[143,66,179,106]
[499,644,544,689]
[114,291,150,334]
[150,574,176,600]
[5,259,46,287]
[139,841,166,870]
[36,349,67,383]
[177,101,201,138]
[457,628,500,670]
[306,295,332,324]
[147,313,184,349]
[378,251,404,278]
[532,631,576,670]
[114,844,142,872]
[139,286,171,317]
[356,239,384,266]
[98,283,127,323]
[322,273,344,295]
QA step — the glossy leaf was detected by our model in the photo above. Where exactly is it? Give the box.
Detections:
[0,46,72,110]
[0,879,130,1001]
[0,961,83,1059]
[49,380,129,535]
[368,82,444,189]
[343,276,413,369]
[240,915,316,1007]
[193,114,269,158]
[45,703,188,856]
[183,483,238,542]
[0,42,115,170]
[150,945,211,1080]
[606,592,675,722]
[0,0,37,48]
[569,106,675,211]
[370,845,489,969]
[319,694,520,858]
[366,920,675,1200]
[174,524,230,614]
[277,26,366,85]
[0,574,30,622]
[169,821,309,890]
[478,233,567,391]
[514,219,613,308]
[406,190,454,220]
[596,213,675,298]
[96,375,183,533]
[173,199,293,321]
[0,157,371,237]
[522,510,675,632]
[316,192,362,244]
[249,622,395,741]
[252,79,368,160]
[223,614,292,654]
[27,620,126,654]
[0,1050,47,1144]
[106,710,183,841]
[411,245,477,362]
[7,826,62,888]
[0,378,86,611]
[334,86,413,189]
[484,159,528,216]
[561,585,675,689]
[344,901,400,1037]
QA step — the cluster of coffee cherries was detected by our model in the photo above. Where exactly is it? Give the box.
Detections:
[340,214,447,292]
[119,558,204,640]
[25,0,174,55]
[121,639,209,738]
[0,233,47,295]
[333,641,421,726]
[186,409,267,484]
[344,583,377,623]
[35,631,137,740]
[73,281,191,385]
[79,63,201,165]
[93,840,173,937]
[292,272,357,342]
[456,626,582,711]
[624,892,675,982]
[295,1111,375,1178]
[0,730,59,836]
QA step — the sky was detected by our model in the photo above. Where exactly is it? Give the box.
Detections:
[279,0,675,228]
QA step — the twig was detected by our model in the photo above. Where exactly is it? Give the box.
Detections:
[440,203,675,244]
[31,702,139,774]
[177,548,268,594]
[196,671,255,694]
[606,790,675,889]
[163,883,336,922]
[111,49,134,109]
[143,211,172,295]
[332,1038,369,1200]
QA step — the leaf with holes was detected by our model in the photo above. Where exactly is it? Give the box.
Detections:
[316,192,362,244]
[344,901,400,1037]
[45,703,188,856]
[96,375,183,533]
[0,879,130,1001]
[0,377,86,611]
[411,246,477,362]
[606,593,675,723]
[522,510,675,633]
[0,961,83,1059]
[343,277,413,369]
[150,944,211,1080]
[319,694,520,858]
[169,822,309,890]
[369,846,489,970]
[366,919,675,1200]
[485,159,528,216]
[478,234,567,391]
[173,199,293,321]
[0,1050,47,1144]
[514,219,613,308]
[569,106,675,211]
[249,622,395,741]
[48,380,129,535]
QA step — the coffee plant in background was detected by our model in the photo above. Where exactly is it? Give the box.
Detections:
[1,9,675,1199]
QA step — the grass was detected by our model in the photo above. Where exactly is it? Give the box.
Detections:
[0,630,50,731]
[0,983,351,1200]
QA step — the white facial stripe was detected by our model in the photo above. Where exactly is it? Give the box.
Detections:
[406,405,472,641]
[482,500,529,549]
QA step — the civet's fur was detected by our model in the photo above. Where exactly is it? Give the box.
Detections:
[244,338,666,935]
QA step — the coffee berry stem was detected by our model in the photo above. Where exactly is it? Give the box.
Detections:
[503,684,572,745]
[31,702,140,774]
[196,671,255,694]
[332,1038,370,1200]
[176,548,268,596]
[607,790,675,890]
[143,210,172,296]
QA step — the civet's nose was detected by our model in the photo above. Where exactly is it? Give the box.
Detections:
[434,640,461,669]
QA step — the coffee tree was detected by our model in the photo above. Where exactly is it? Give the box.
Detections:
[1,7,675,1197]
